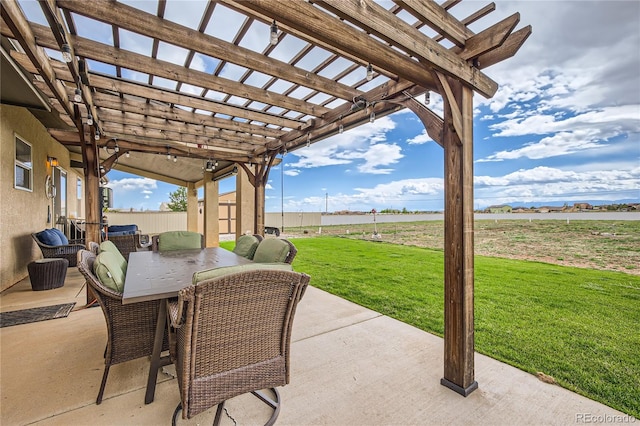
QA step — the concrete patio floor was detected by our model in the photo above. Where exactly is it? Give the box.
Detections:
[1,267,628,425]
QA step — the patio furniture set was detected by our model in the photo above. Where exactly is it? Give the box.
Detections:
[74,231,305,424]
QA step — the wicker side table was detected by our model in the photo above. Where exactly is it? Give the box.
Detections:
[28,258,69,291]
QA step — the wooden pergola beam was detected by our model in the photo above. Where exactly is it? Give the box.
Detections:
[56,0,362,102]
[27,21,330,119]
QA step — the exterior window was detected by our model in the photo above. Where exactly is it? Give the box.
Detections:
[15,135,32,191]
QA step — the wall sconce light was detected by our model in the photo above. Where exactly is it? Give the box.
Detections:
[47,156,59,167]
[204,159,217,172]
[212,166,238,181]
[270,20,279,46]
[366,63,373,81]
[61,43,73,63]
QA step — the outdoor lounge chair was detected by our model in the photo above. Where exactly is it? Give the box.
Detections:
[76,249,168,404]
[168,268,310,424]
[32,230,85,267]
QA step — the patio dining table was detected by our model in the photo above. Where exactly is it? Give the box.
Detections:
[122,247,252,404]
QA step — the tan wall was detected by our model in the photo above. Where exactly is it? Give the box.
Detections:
[104,211,187,235]
[1,105,83,290]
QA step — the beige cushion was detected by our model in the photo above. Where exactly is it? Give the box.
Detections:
[252,238,290,263]
[94,251,126,293]
[192,262,293,285]
[232,235,260,259]
[99,240,127,274]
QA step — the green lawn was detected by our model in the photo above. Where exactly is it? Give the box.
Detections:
[223,237,640,418]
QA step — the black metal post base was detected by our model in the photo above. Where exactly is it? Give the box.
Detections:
[440,378,478,397]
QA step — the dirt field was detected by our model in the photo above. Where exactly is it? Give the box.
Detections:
[283,219,640,275]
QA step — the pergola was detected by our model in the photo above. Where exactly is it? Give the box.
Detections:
[1,0,530,396]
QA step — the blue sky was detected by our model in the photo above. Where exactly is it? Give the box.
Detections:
[23,0,639,212]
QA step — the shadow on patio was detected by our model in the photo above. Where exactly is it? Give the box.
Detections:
[1,268,625,425]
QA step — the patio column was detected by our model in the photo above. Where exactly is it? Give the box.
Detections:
[440,75,477,396]
[203,176,219,247]
[186,182,198,232]
[236,165,256,237]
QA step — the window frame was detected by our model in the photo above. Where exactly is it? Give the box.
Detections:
[14,134,33,192]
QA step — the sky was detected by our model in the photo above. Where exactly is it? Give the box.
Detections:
[24,0,640,212]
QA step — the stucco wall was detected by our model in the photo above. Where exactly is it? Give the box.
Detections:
[0,105,83,291]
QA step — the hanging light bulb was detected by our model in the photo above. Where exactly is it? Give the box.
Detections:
[306,133,311,148]
[173,155,177,163]
[366,63,373,81]
[94,129,100,140]
[86,113,93,126]
[114,144,119,153]
[167,152,171,160]
[270,20,279,46]
[61,43,73,62]
[338,115,344,134]
[73,88,82,103]
[424,91,430,105]
[125,151,130,158]
[370,110,375,123]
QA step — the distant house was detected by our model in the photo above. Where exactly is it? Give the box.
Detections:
[487,205,512,213]
[536,206,565,213]
[574,203,593,211]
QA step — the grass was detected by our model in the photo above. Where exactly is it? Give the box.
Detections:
[222,236,640,418]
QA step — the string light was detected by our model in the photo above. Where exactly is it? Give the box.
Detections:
[86,114,93,126]
[306,133,311,147]
[270,20,279,46]
[366,63,373,81]
[125,151,130,158]
[73,88,82,103]
[94,129,100,141]
[424,91,430,105]
[173,155,177,163]
[339,115,344,134]
[61,43,72,62]
[370,110,375,123]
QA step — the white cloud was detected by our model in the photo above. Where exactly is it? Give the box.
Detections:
[479,105,640,161]
[407,129,432,145]
[474,165,640,207]
[284,169,301,177]
[107,177,157,192]
[287,117,397,173]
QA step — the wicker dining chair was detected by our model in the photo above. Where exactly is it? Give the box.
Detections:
[88,241,100,255]
[252,238,298,265]
[168,268,310,425]
[107,233,141,260]
[151,231,205,252]
[76,249,168,404]
[232,234,262,260]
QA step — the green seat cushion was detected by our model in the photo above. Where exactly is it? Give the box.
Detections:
[232,235,260,259]
[94,251,126,293]
[99,241,127,274]
[192,262,293,285]
[158,231,202,251]
[253,239,290,263]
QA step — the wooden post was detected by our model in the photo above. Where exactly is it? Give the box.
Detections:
[440,77,478,396]
[203,175,219,247]
[186,182,198,232]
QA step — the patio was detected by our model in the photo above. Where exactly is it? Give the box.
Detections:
[1,268,625,425]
